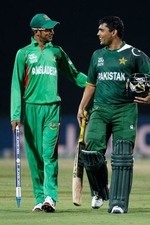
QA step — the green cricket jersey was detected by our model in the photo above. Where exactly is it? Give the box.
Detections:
[11,38,87,121]
[87,41,150,104]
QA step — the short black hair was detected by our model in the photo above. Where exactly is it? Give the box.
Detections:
[99,16,124,39]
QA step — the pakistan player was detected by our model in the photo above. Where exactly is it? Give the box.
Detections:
[77,16,150,213]
[10,13,87,212]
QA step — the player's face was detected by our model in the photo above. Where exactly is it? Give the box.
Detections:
[38,28,54,43]
[97,23,114,46]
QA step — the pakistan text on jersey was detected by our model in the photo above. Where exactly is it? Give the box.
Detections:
[98,72,125,81]
[32,66,57,76]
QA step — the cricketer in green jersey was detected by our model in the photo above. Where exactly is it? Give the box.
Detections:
[77,16,150,214]
[10,13,87,213]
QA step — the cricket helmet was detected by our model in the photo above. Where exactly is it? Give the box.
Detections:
[127,73,150,97]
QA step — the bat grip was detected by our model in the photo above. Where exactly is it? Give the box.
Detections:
[79,110,88,143]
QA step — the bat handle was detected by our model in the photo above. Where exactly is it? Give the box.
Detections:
[79,110,88,143]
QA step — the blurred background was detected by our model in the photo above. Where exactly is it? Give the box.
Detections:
[1,0,150,158]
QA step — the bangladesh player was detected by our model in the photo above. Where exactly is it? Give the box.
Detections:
[77,16,150,213]
[10,13,87,213]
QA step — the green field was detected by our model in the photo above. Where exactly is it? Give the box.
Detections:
[0,158,150,225]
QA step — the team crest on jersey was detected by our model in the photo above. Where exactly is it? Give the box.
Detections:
[28,54,38,63]
[119,57,127,65]
[97,57,104,66]
[49,122,59,130]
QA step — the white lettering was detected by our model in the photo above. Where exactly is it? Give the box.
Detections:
[32,66,57,76]
[98,72,125,81]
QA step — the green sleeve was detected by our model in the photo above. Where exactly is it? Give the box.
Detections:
[87,52,97,85]
[10,49,25,121]
[58,47,87,87]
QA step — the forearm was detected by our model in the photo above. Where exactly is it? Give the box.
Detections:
[77,84,95,126]
[78,84,95,110]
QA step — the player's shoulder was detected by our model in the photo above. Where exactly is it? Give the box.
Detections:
[91,47,105,58]
[128,43,148,58]
[15,43,32,61]
[118,42,147,56]
[94,47,105,53]
[53,44,63,51]
[17,43,32,54]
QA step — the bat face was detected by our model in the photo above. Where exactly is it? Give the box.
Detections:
[72,142,85,206]
[72,110,88,206]
[72,175,83,206]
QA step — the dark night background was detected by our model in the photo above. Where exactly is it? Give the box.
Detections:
[1,0,150,118]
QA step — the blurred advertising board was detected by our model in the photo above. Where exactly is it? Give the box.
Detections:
[0,115,150,158]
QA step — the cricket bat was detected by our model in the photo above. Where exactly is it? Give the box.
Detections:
[72,110,88,206]
[15,125,21,208]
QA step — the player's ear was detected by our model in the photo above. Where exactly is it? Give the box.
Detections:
[112,29,117,37]
[34,30,40,37]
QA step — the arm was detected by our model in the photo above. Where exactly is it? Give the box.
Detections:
[11,49,25,132]
[77,84,96,127]
[77,51,97,126]
[58,47,87,87]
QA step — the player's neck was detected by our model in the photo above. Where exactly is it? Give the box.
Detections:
[108,39,123,51]
[34,36,48,46]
